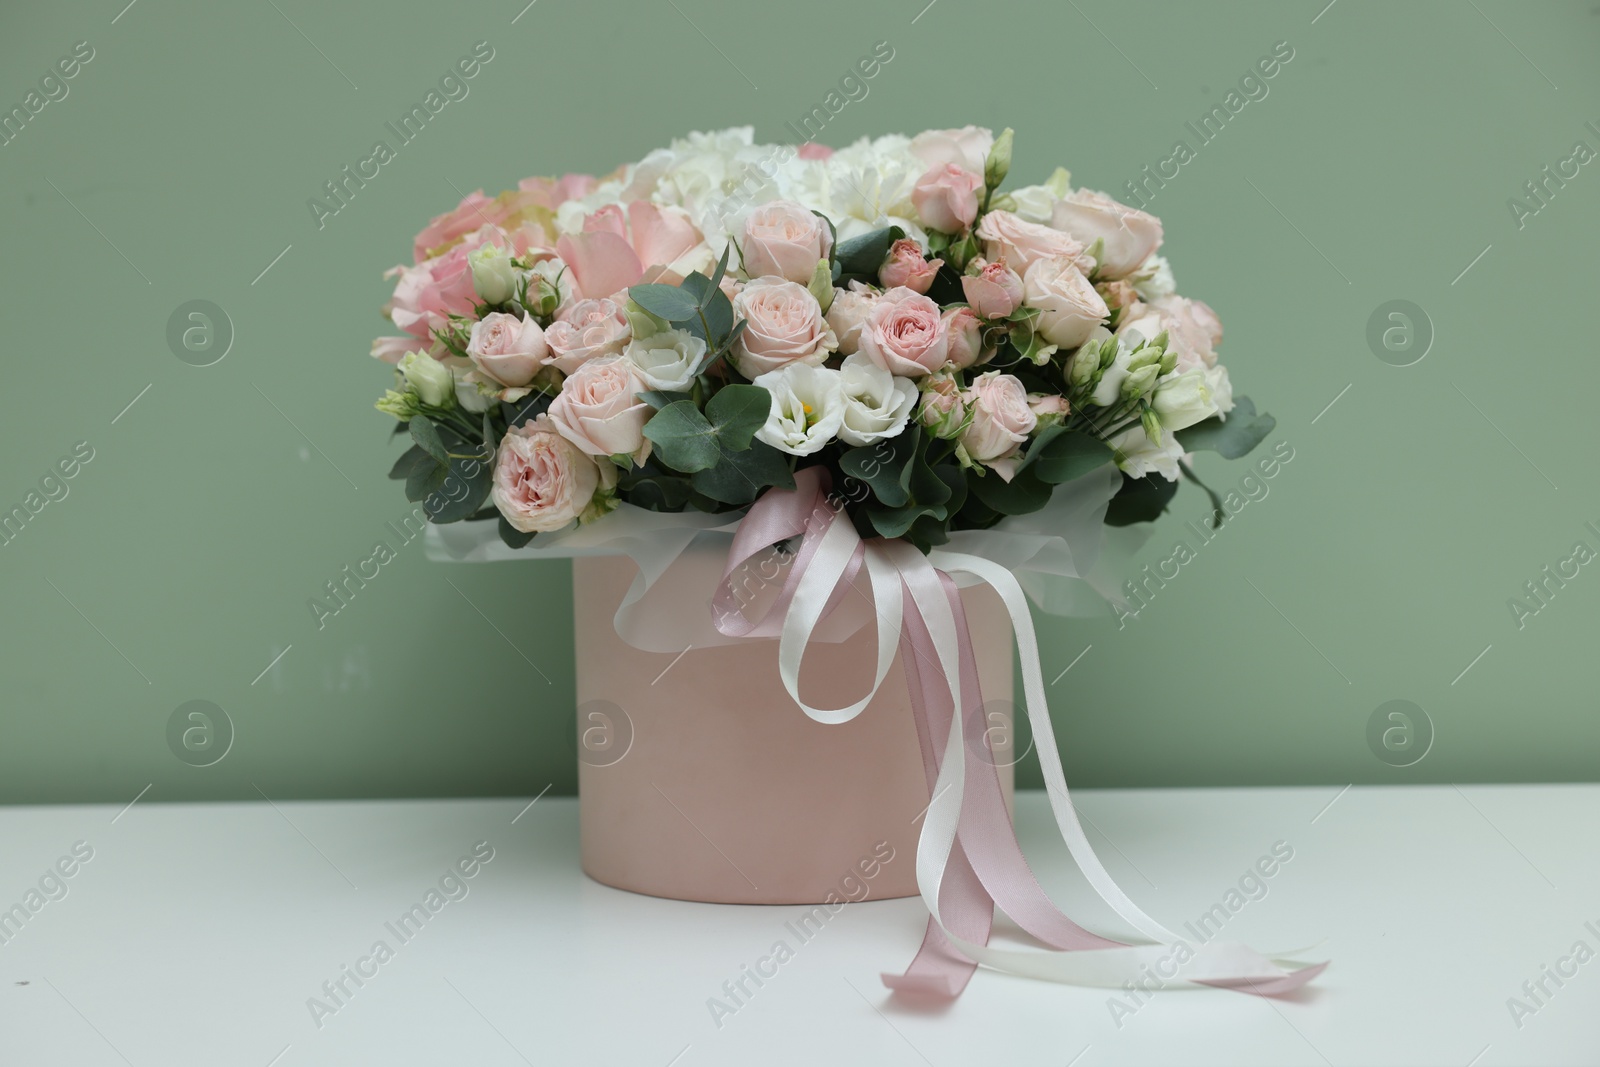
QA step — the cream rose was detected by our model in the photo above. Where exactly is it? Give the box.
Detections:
[976,210,1089,275]
[824,283,880,356]
[837,354,917,447]
[491,416,614,533]
[742,200,833,284]
[1151,368,1218,432]
[544,298,632,375]
[547,355,652,463]
[731,278,836,379]
[466,312,547,388]
[1023,256,1109,350]
[1049,189,1164,280]
[623,328,707,392]
[752,362,844,456]
[961,370,1037,481]
[911,163,984,234]
[858,287,949,377]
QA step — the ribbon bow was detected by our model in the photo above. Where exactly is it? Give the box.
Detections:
[713,467,1327,998]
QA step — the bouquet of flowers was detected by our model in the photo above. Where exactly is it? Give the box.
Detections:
[370,126,1275,551]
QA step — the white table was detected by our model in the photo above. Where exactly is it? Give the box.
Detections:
[0,786,1592,1066]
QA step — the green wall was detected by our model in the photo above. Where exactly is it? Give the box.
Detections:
[2,1,1595,803]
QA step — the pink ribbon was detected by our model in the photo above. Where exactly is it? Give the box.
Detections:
[713,468,1328,999]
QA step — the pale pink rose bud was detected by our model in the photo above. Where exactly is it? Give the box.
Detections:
[858,288,949,377]
[1028,393,1071,420]
[919,371,967,438]
[1097,278,1139,313]
[960,371,1037,482]
[879,239,942,294]
[547,355,652,463]
[742,200,834,284]
[543,298,632,375]
[942,306,985,370]
[911,163,984,234]
[466,311,547,388]
[491,415,614,534]
[961,257,1025,319]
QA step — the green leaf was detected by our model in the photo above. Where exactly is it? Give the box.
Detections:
[703,384,770,451]
[618,469,697,511]
[1180,460,1226,531]
[1104,473,1181,526]
[638,389,692,410]
[410,415,448,464]
[967,467,1052,517]
[424,451,494,523]
[706,245,732,298]
[628,283,701,322]
[1174,395,1276,460]
[388,444,434,481]
[866,499,948,539]
[497,515,535,549]
[690,441,795,505]
[405,457,447,503]
[839,426,920,508]
[1030,431,1116,484]
[833,226,905,285]
[642,402,719,472]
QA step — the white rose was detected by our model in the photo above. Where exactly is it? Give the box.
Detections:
[398,350,454,408]
[1023,256,1109,349]
[468,241,517,305]
[1151,368,1218,432]
[624,328,708,392]
[1109,424,1185,481]
[1049,189,1164,279]
[752,362,844,456]
[837,354,917,447]
[910,125,994,175]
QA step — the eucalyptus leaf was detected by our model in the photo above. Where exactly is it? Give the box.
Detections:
[967,467,1052,516]
[388,444,434,481]
[1174,396,1275,460]
[1104,473,1181,526]
[833,226,905,285]
[689,441,795,505]
[628,283,702,323]
[1030,431,1115,483]
[409,415,448,464]
[497,515,535,549]
[839,426,919,508]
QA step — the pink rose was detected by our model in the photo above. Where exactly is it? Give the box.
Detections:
[796,142,834,160]
[910,126,994,176]
[517,173,598,211]
[385,241,479,343]
[879,239,942,294]
[975,210,1090,275]
[466,312,547,388]
[467,310,553,390]
[1049,189,1163,279]
[1028,394,1071,419]
[1023,256,1109,349]
[412,192,556,263]
[943,306,985,370]
[824,283,880,356]
[491,415,613,534]
[912,163,984,234]
[556,201,711,300]
[858,288,949,377]
[742,200,833,284]
[544,298,632,375]
[961,257,1025,319]
[730,278,836,378]
[548,355,652,462]
[919,371,967,438]
[961,371,1037,481]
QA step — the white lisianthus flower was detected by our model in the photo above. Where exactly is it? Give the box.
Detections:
[1205,364,1235,418]
[1109,424,1185,481]
[1131,255,1176,302]
[1089,341,1135,408]
[752,362,845,456]
[1151,368,1219,432]
[837,354,917,446]
[624,329,708,392]
[398,350,454,408]
[446,358,496,413]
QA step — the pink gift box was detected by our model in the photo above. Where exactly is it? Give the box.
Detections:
[572,552,1016,905]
